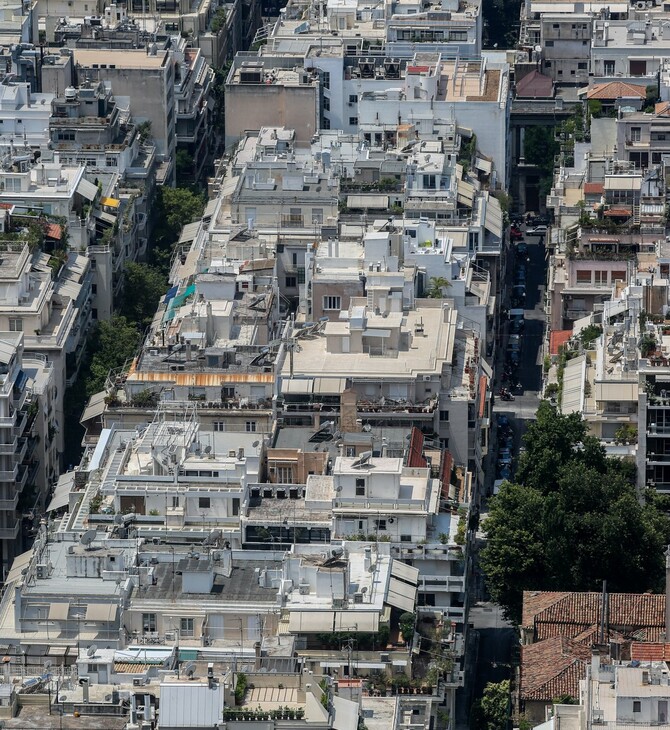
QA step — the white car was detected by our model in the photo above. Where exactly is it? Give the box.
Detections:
[527,225,548,236]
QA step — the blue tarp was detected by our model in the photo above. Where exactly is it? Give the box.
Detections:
[163,285,178,303]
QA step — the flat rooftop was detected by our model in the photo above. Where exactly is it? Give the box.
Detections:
[73,48,168,69]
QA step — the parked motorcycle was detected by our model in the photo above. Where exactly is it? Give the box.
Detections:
[499,389,515,401]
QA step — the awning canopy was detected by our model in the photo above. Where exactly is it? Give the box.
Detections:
[76,177,99,201]
[80,391,106,424]
[46,473,74,512]
[484,194,503,239]
[347,194,389,210]
[282,378,314,395]
[334,611,379,632]
[100,196,120,208]
[86,603,118,622]
[48,603,70,621]
[386,576,418,613]
[179,221,201,244]
[288,612,334,633]
[457,179,475,206]
[313,378,346,395]
[94,210,117,227]
[6,549,33,584]
[561,355,586,415]
[391,560,420,584]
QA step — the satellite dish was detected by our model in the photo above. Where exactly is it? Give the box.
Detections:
[331,548,343,558]
[362,424,372,433]
[87,645,98,658]
[184,662,196,679]
[114,514,124,526]
[252,441,260,448]
[204,445,212,454]
[80,529,97,547]
[361,586,368,594]
[44,660,52,670]
[534,44,542,53]
[205,529,222,545]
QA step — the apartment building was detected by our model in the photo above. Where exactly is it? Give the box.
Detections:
[71,48,176,184]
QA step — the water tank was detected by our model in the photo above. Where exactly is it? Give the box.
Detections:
[64,86,78,101]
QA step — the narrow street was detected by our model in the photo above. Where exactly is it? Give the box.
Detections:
[455,227,548,729]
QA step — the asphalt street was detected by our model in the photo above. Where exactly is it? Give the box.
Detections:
[455,228,547,729]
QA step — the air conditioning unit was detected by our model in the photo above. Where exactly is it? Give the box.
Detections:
[298,582,310,595]
[165,631,175,641]
[353,592,363,603]
[36,564,48,579]
[133,678,146,687]
[423,375,431,381]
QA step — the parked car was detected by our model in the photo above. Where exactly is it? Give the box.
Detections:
[527,225,548,236]
[515,269,527,284]
[510,318,525,334]
[510,227,523,241]
[516,242,528,255]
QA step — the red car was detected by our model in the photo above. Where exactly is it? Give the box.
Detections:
[510,227,523,240]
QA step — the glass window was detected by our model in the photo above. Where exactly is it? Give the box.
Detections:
[199,497,211,509]
[8,318,22,332]
[142,613,157,633]
[180,617,195,637]
[323,295,341,310]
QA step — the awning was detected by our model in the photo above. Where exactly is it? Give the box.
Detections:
[47,474,74,512]
[484,195,503,239]
[334,611,379,632]
[6,549,33,584]
[392,659,408,666]
[164,285,178,304]
[346,195,389,209]
[282,378,314,395]
[391,560,420,584]
[48,603,70,621]
[48,646,68,657]
[561,355,586,415]
[86,604,118,622]
[179,221,200,244]
[288,612,334,633]
[203,199,218,219]
[313,378,346,395]
[94,210,117,226]
[80,391,106,424]
[76,177,99,201]
[353,662,386,669]
[100,197,120,208]
[475,157,493,174]
[457,179,475,206]
[386,577,417,613]
[604,176,641,191]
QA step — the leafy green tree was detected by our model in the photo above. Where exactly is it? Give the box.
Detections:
[481,403,670,622]
[86,316,141,396]
[121,262,167,328]
[175,149,194,180]
[472,681,510,730]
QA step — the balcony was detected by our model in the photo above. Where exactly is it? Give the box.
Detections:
[0,520,20,540]
[647,424,670,435]
[0,494,19,511]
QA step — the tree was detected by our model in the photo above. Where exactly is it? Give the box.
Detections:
[472,681,510,730]
[427,277,451,299]
[86,316,141,396]
[121,262,167,328]
[481,403,670,622]
[210,7,227,32]
[176,149,194,180]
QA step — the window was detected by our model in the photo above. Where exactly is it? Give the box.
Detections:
[578,62,587,69]
[322,118,330,130]
[346,447,356,457]
[222,386,235,398]
[611,270,626,281]
[439,410,449,421]
[106,156,118,167]
[448,30,467,41]
[276,466,294,483]
[213,421,225,431]
[349,117,358,125]
[246,421,257,432]
[322,71,330,89]
[288,207,302,225]
[633,702,641,713]
[401,534,412,542]
[349,94,357,103]
[172,496,180,508]
[8,318,22,332]
[87,664,97,673]
[91,284,97,295]
[323,96,330,112]
[312,208,323,224]
[355,478,365,496]
[199,497,211,509]
[285,276,297,288]
[323,295,341,311]
[576,270,591,284]
[180,617,195,637]
[90,258,96,269]
[92,308,98,319]
[604,60,615,75]
[142,613,157,633]
[594,270,608,285]
[375,519,387,530]
[545,40,554,46]
[631,127,642,142]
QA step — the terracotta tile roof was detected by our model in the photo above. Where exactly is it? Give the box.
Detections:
[44,222,63,240]
[549,331,572,356]
[655,102,670,116]
[516,70,553,99]
[631,643,670,662]
[520,636,591,701]
[584,182,604,195]
[523,591,666,642]
[585,81,646,100]
[604,206,632,217]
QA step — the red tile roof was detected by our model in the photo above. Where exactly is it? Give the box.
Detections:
[585,81,646,100]
[549,330,572,355]
[584,183,604,195]
[516,70,554,99]
[44,222,62,240]
[520,636,591,701]
[523,591,666,642]
[604,206,632,217]
[631,643,670,662]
